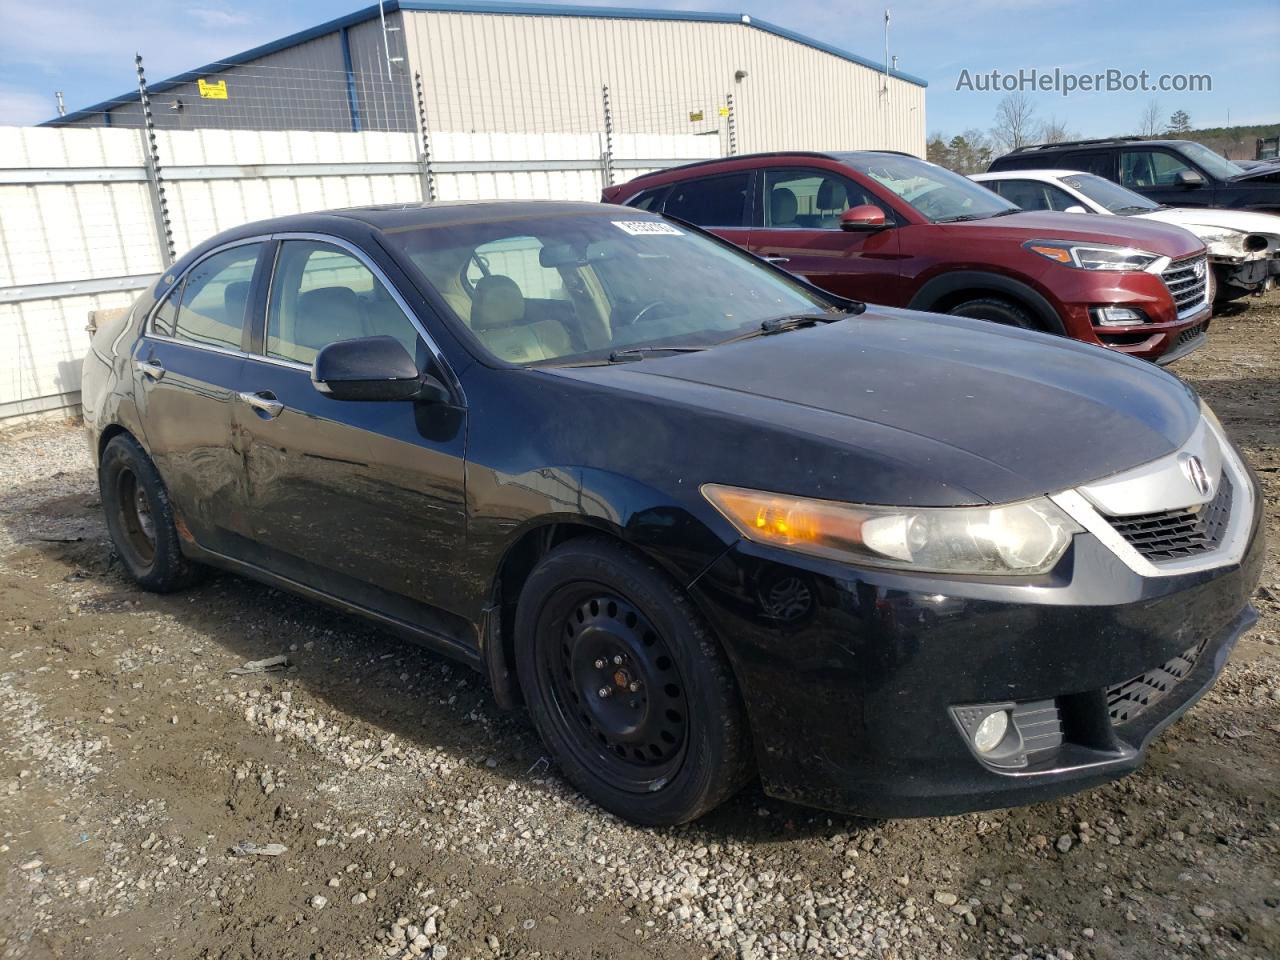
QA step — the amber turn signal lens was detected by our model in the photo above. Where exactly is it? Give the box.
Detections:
[1028,244,1072,263]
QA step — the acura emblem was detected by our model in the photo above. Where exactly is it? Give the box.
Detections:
[1182,454,1212,497]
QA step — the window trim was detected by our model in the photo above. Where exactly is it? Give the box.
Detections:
[145,235,270,358]
[256,232,466,406]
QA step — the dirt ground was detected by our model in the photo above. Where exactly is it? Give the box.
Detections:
[1,293,1278,960]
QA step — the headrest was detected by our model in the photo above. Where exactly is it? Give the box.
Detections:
[224,280,251,324]
[295,287,365,349]
[471,275,525,331]
[770,187,798,224]
[817,179,848,210]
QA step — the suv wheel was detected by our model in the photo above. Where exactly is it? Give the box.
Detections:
[99,434,202,592]
[515,537,753,825]
[947,296,1039,330]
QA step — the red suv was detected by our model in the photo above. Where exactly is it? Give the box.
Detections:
[602,151,1212,364]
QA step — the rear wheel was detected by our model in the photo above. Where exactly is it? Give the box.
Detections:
[99,434,201,592]
[947,296,1040,330]
[515,537,753,825]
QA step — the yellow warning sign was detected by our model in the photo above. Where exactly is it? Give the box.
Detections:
[718,106,729,117]
[688,110,704,122]
[197,78,228,100]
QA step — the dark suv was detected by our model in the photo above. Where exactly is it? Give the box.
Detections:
[989,138,1280,213]
[603,151,1211,364]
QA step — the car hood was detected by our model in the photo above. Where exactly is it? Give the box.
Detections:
[550,310,1202,507]
[1230,162,1280,183]
[1136,206,1280,237]
[943,210,1205,258]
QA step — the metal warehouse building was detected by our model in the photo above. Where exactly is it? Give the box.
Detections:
[50,1,927,156]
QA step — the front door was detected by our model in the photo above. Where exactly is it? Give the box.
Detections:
[133,240,265,555]
[232,236,469,623]
[1119,147,1215,208]
[749,167,904,305]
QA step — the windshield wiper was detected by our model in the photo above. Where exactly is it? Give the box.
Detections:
[606,346,706,363]
[935,209,1019,223]
[719,313,846,345]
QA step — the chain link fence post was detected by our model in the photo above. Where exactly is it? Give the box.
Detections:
[135,54,176,266]
[413,71,436,202]
[726,93,737,156]
[600,84,614,187]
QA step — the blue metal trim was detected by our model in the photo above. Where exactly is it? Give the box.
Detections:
[44,0,925,126]
[340,26,362,132]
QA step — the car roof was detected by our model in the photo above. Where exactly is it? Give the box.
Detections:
[1008,137,1197,154]
[196,200,649,249]
[617,149,918,185]
[972,169,1093,181]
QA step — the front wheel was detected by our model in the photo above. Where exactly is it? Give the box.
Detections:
[515,537,753,825]
[947,296,1040,330]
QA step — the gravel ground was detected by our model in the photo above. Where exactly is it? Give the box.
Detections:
[1,292,1278,960]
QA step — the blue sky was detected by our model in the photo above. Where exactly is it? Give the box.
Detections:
[1,0,1276,136]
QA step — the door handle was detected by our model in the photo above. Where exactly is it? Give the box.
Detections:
[134,359,165,381]
[764,256,791,265]
[238,391,285,419]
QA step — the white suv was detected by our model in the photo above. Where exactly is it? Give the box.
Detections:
[972,169,1280,303]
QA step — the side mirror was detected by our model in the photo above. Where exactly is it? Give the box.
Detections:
[1063,204,1090,214]
[839,204,888,231]
[1176,169,1205,187]
[312,335,445,403]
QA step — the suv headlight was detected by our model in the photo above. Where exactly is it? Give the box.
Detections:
[702,484,1081,575]
[1025,240,1161,272]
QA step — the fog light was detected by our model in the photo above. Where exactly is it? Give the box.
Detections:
[1091,306,1148,327]
[973,710,1009,753]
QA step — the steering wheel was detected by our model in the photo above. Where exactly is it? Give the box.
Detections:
[631,300,674,325]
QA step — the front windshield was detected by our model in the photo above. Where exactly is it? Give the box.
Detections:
[1179,141,1245,180]
[1061,173,1160,213]
[383,213,837,366]
[843,153,1019,222]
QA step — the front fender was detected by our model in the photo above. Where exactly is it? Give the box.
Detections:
[907,269,1066,335]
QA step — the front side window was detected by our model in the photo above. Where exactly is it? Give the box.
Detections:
[266,240,420,364]
[843,154,1018,223]
[385,213,837,367]
[662,173,751,227]
[1121,149,1195,188]
[762,169,891,228]
[167,243,262,350]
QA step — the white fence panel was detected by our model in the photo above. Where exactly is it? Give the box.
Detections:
[0,124,718,421]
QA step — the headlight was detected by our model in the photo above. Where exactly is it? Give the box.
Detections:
[1024,240,1161,272]
[701,485,1081,575]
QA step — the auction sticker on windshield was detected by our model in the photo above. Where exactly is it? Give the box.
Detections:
[612,221,684,236]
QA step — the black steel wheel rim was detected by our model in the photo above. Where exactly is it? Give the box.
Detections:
[536,585,690,793]
[115,467,156,567]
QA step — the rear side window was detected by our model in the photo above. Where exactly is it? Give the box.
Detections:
[1060,151,1113,177]
[266,240,420,364]
[663,173,750,227]
[170,243,262,350]
[989,179,1080,212]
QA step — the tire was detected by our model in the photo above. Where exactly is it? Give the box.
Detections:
[99,434,201,593]
[947,296,1040,330]
[514,537,753,825]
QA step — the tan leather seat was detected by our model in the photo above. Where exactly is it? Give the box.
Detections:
[469,275,572,363]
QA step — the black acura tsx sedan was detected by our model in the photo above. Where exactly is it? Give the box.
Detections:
[82,201,1263,826]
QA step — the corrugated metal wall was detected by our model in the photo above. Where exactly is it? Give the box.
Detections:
[401,11,926,155]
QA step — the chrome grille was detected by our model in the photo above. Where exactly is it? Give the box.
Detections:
[1107,639,1206,725]
[1161,255,1209,320]
[1106,473,1233,561]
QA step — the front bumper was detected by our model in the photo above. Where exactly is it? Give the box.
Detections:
[689,483,1264,819]
[1048,268,1210,364]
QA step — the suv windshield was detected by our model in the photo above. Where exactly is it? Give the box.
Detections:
[843,153,1019,222]
[1061,173,1160,214]
[383,213,838,366]
[1178,141,1245,180]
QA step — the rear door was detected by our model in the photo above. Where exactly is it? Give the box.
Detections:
[231,235,469,626]
[658,171,753,251]
[133,239,267,555]
[748,166,904,305]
